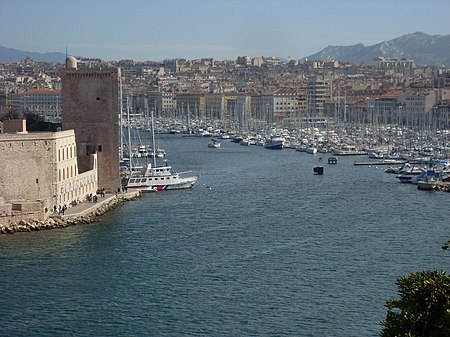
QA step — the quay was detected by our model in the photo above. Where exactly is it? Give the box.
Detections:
[61,190,141,219]
[354,160,408,166]
[0,191,141,235]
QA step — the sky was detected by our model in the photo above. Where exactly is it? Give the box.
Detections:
[1,0,449,62]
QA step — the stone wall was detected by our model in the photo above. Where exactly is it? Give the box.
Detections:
[0,200,47,226]
[0,132,56,206]
[0,192,140,234]
[61,67,121,194]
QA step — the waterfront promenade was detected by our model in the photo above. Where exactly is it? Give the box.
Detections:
[61,191,139,219]
[0,191,141,234]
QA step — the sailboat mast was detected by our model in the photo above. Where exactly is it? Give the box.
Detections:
[151,109,157,168]
[127,97,132,173]
[119,72,124,161]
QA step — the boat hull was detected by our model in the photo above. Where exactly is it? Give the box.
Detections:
[264,142,283,149]
[127,174,197,191]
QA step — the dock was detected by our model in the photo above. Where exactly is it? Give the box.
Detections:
[62,190,141,219]
[354,160,407,166]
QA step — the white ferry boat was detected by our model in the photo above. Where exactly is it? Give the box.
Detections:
[126,110,197,192]
[126,162,197,191]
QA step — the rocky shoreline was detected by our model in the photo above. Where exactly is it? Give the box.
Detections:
[0,193,141,235]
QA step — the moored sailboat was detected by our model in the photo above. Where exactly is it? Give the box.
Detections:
[126,111,197,192]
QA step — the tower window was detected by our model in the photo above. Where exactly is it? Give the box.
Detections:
[96,97,100,101]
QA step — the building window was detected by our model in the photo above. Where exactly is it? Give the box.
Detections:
[98,145,102,152]
[96,97,100,101]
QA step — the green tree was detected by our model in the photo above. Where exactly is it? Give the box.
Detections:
[381,270,450,337]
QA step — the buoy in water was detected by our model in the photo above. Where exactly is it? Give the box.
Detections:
[313,166,324,175]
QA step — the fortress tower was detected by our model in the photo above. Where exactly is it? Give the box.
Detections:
[60,57,121,193]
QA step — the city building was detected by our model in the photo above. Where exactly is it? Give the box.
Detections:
[176,93,204,120]
[148,91,175,116]
[9,89,62,121]
[374,57,416,69]
[307,74,333,117]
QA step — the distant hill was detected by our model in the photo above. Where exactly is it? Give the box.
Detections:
[0,46,66,63]
[2,32,450,66]
[303,32,450,66]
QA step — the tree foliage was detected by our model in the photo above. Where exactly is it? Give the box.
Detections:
[381,270,450,337]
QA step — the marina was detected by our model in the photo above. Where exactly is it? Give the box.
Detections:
[1,134,449,336]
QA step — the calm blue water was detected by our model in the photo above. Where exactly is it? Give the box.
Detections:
[1,135,449,336]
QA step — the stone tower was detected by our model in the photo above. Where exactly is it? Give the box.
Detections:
[60,57,121,193]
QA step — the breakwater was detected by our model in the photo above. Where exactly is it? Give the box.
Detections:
[0,192,141,235]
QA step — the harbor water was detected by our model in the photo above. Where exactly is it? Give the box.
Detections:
[1,134,449,336]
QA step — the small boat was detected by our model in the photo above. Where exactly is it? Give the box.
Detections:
[332,145,367,156]
[264,135,284,149]
[208,139,221,148]
[240,138,251,146]
[368,152,385,159]
[306,146,318,154]
[328,157,337,164]
[396,166,424,183]
[313,166,324,175]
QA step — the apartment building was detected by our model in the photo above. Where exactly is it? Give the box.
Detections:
[9,89,62,119]
[307,74,333,117]
[176,93,205,119]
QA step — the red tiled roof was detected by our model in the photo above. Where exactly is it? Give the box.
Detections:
[22,89,61,95]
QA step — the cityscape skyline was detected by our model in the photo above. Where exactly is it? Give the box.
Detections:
[2,0,450,62]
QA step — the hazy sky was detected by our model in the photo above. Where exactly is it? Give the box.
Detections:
[1,0,449,61]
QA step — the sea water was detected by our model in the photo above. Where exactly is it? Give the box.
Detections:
[1,134,449,336]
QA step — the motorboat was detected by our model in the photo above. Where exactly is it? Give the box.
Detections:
[126,110,197,192]
[264,135,284,149]
[208,139,221,148]
[126,162,197,191]
[396,166,424,183]
[306,146,318,154]
[328,157,337,164]
[332,145,367,156]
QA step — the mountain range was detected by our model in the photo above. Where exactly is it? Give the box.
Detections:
[304,32,450,66]
[1,32,449,66]
[0,45,66,63]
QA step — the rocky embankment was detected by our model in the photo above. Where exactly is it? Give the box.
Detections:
[0,193,140,235]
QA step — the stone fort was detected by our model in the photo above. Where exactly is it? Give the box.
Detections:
[60,56,121,194]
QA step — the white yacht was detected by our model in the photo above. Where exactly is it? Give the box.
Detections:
[126,110,197,192]
[126,162,197,191]
[306,146,318,154]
